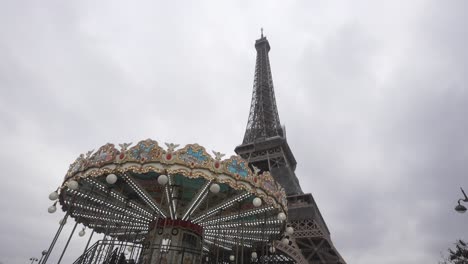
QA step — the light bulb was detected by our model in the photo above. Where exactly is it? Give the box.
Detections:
[277,212,286,221]
[67,180,79,190]
[286,226,294,235]
[106,174,118,184]
[157,175,168,185]
[48,191,59,201]
[48,205,57,213]
[210,183,220,193]
[253,197,262,207]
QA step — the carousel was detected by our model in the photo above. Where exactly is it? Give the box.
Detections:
[42,139,295,264]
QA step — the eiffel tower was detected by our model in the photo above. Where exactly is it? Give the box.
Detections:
[235,31,346,264]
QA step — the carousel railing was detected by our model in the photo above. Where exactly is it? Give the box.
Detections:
[72,240,142,264]
[72,240,203,264]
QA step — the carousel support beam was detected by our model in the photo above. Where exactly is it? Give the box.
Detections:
[68,202,150,226]
[193,192,251,223]
[85,178,153,218]
[235,209,239,264]
[165,184,175,219]
[37,250,47,264]
[93,226,109,264]
[42,213,69,264]
[65,189,151,222]
[241,217,245,264]
[168,174,179,219]
[202,206,275,226]
[129,231,140,261]
[122,174,168,218]
[117,203,131,258]
[56,221,78,264]
[79,228,94,264]
[261,211,266,264]
[103,236,117,263]
[215,209,222,264]
[182,180,212,221]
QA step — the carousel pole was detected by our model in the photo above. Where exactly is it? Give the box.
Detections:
[235,201,241,264]
[261,212,266,264]
[159,175,174,264]
[57,185,87,264]
[56,220,78,264]
[42,213,69,264]
[117,200,131,257]
[215,208,223,264]
[77,184,95,264]
[222,230,226,263]
[92,232,107,264]
[240,218,244,264]
[135,242,145,264]
[115,185,128,258]
[37,250,47,264]
[197,195,210,264]
[147,212,158,264]
[103,236,117,262]
[96,186,113,264]
[129,230,139,260]
[79,228,94,264]
[118,221,130,258]
[157,217,168,264]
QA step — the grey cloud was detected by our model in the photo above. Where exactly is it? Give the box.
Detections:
[1,1,467,264]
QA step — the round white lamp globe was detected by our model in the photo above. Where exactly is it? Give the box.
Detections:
[251,252,257,259]
[277,212,286,221]
[282,238,289,245]
[286,226,294,235]
[78,229,86,237]
[253,197,262,207]
[269,246,276,253]
[106,174,118,184]
[157,175,168,185]
[209,183,220,194]
[48,205,57,213]
[229,255,235,261]
[49,191,59,201]
[59,218,66,225]
[67,180,79,190]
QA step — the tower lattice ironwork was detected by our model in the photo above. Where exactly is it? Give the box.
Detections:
[243,32,283,144]
[235,33,346,264]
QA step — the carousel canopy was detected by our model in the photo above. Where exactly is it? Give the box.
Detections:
[58,139,288,251]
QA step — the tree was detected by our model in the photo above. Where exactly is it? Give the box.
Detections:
[440,240,468,264]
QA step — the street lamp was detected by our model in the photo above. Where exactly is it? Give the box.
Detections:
[38,250,47,264]
[455,187,468,213]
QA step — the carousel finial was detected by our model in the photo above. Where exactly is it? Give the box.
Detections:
[85,150,94,158]
[165,142,180,152]
[252,165,261,175]
[119,142,132,151]
[212,150,225,160]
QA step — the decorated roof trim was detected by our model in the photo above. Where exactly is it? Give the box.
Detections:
[64,140,288,212]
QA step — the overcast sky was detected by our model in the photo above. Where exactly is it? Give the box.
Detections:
[1,1,467,263]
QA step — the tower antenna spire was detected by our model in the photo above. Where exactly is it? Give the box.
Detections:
[261,27,263,38]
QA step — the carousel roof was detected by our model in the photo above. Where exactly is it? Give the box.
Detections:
[58,139,289,250]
